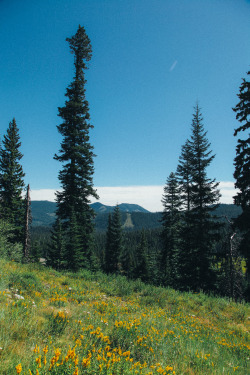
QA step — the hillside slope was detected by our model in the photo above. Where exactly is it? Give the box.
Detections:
[0,259,249,374]
[31,201,150,227]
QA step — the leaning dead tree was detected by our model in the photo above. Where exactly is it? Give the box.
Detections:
[221,216,244,301]
[23,184,32,261]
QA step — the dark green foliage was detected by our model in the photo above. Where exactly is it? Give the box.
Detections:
[177,140,192,212]
[233,70,250,210]
[133,230,149,282]
[161,172,182,287]
[177,139,202,290]
[0,118,25,245]
[178,105,221,292]
[216,225,245,301]
[54,25,98,270]
[104,214,114,273]
[105,206,124,274]
[66,209,83,271]
[233,70,250,296]
[47,218,66,270]
[31,226,52,260]
[0,220,23,261]
[29,240,42,263]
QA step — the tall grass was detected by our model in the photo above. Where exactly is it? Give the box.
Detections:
[0,258,249,374]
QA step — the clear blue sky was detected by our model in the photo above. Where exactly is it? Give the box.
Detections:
[0,0,249,210]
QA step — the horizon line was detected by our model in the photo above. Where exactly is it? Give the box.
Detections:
[29,182,237,212]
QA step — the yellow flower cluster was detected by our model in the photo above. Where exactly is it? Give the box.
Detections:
[15,364,22,374]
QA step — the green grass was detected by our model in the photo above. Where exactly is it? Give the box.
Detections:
[0,258,249,374]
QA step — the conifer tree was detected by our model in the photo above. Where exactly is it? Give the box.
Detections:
[176,141,194,288]
[232,69,250,297]
[67,209,83,271]
[177,140,192,211]
[0,118,25,245]
[54,26,98,269]
[183,104,221,291]
[0,219,23,261]
[161,172,182,287]
[105,205,123,274]
[134,230,149,282]
[47,217,66,270]
[104,213,113,273]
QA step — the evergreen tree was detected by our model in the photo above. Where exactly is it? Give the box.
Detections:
[0,219,23,262]
[67,209,83,271]
[176,141,194,289]
[134,230,149,282]
[47,217,66,270]
[0,118,25,245]
[183,104,221,291]
[104,205,123,274]
[104,213,113,273]
[177,140,192,211]
[54,26,98,269]
[160,172,182,287]
[232,69,250,298]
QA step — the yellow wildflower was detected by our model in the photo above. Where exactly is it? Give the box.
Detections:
[35,356,41,368]
[16,364,22,374]
[43,345,48,355]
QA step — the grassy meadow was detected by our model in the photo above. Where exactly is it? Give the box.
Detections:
[0,259,249,375]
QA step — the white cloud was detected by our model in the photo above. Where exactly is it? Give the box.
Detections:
[30,189,58,202]
[218,181,238,204]
[92,186,163,212]
[30,182,238,212]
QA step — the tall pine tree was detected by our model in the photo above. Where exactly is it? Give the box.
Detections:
[178,105,221,291]
[54,26,98,270]
[232,69,250,298]
[0,118,25,245]
[189,104,221,291]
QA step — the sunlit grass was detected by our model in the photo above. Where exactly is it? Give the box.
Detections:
[0,258,249,374]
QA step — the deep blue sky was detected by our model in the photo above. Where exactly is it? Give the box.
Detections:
[0,0,249,209]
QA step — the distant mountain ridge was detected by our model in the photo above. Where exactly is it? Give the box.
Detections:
[91,202,149,214]
[31,201,149,226]
[30,201,242,229]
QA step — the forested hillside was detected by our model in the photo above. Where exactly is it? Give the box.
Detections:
[31,200,242,229]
